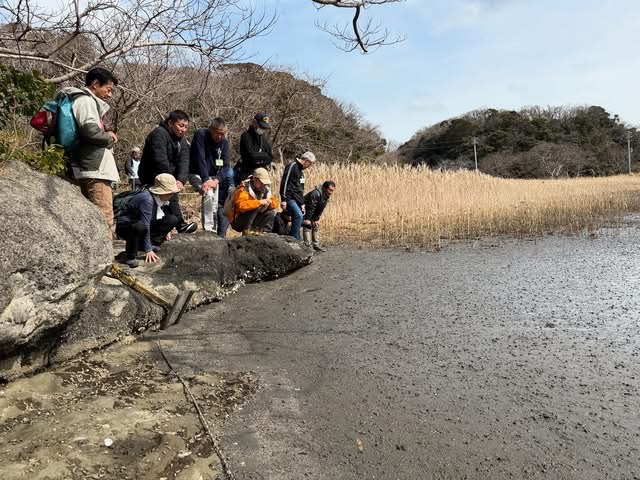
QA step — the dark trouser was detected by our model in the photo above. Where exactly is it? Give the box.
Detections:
[116,214,178,259]
[168,193,186,227]
[129,178,141,190]
[231,208,277,233]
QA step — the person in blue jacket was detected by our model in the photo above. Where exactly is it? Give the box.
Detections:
[115,174,180,268]
[189,117,232,236]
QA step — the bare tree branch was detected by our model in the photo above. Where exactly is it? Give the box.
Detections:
[311,0,404,53]
[0,0,276,83]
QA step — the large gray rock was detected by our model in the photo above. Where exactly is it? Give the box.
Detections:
[52,234,313,363]
[0,162,313,379]
[0,161,112,377]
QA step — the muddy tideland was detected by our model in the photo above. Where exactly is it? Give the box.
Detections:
[3,224,640,479]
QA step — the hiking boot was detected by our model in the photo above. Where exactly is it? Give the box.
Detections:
[177,222,197,234]
[125,257,139,268]
[313,244,327,252]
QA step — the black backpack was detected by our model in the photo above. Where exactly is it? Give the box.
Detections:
[113,190,142,222]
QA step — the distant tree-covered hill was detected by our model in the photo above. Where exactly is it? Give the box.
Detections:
[397,106,639,177]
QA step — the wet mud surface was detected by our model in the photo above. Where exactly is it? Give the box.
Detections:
[163,226,640,479]
[0,338,257,479]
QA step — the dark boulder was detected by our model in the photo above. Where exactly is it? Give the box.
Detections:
[52,234,313,364]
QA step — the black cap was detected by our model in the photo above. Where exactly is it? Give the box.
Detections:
[254,112,271,129]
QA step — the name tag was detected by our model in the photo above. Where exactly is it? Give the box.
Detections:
[215,159,223,167]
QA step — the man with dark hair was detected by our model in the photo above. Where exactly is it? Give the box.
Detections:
[303,180,336,252]
[190,117,232,236]
[237,112,273,181]
[280,151,316,241]
[227,168,278,235]
[139,110,197,234]
[60,66,119,236]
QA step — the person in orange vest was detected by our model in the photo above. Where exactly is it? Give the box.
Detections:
[227,168,278,235]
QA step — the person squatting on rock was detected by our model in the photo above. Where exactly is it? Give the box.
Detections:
[236,112,273,181]
[303,180,335,252]
[189,117,232,237]
[138,110,197,234]
[125,146,142,190]
[280,151,316,241]
[64,67,119,237]
[228,168,278,235]
[115,174,180,268]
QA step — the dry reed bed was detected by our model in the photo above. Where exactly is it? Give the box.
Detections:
[296,164,640,248]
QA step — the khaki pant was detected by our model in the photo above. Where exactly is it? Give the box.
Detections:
[79,179,114,237]
[303,222,320,247]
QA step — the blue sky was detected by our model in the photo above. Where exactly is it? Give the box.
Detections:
[241,0,640,145]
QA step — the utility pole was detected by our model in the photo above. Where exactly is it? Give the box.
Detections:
[628,132,632,174]
[473,137,478,172]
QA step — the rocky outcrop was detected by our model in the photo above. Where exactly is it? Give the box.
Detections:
[0,161,112,377]
[52,234,313,363]
[0,161,313,379]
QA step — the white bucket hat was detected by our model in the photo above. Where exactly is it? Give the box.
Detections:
[149,173,180,195]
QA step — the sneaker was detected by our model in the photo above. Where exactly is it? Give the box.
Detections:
[125,258,139,268]
[177,222,197,234]
[252,229,265,237]
[242,229,253,236]
[313,245,327,252]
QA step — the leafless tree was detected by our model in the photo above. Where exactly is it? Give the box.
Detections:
[311,0,405,53]
[0,0,275,83]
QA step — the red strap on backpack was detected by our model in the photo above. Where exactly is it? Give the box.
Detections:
[30,110,50,134]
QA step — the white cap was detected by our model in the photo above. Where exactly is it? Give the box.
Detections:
[297,151,316,163]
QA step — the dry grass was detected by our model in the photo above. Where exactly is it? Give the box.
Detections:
[294,164,640,248]
[177,164,640,248]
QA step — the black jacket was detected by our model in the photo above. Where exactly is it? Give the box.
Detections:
[139,121,190,185]
[239,126,272,172]
[280,160,305,206]
[303,186,329,221]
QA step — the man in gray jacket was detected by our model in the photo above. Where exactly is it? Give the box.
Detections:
[64,67,119,236]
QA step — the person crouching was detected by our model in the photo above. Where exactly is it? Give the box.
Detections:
[228,168,278,235]
[115,174,180,268]
[303,180,335,252]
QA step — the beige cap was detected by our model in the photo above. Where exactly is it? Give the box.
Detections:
[253,168,272,185]
[297,151,316,163]
[149,173,180,195]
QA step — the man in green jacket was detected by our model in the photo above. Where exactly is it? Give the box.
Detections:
[64,67,119,237]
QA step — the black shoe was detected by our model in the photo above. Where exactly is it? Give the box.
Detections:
[125,258,139,268]
[177,222,197,234]
[313,245,327,252]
